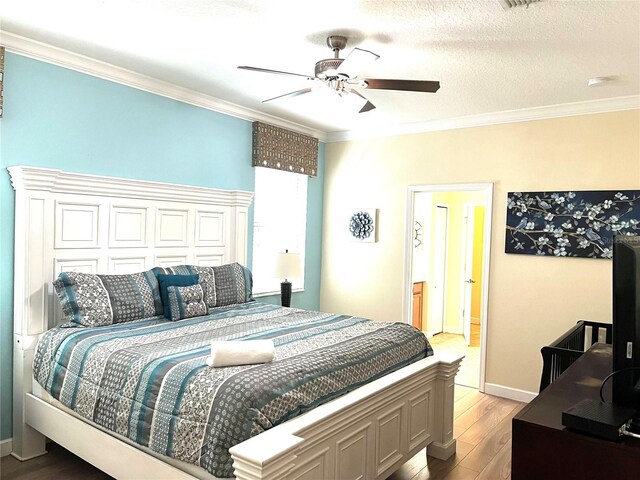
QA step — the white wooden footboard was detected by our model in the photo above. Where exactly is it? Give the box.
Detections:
[23,352,460,480]
[230,354,461,480]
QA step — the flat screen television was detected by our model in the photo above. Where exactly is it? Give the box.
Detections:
[612,234,640,410]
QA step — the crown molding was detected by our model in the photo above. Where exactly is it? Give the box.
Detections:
[8,166,254,207]
[326,95,640,142]
[0,31,328,142]
[2,31,637,146]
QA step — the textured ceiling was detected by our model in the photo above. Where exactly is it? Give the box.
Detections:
[2,0,639,136]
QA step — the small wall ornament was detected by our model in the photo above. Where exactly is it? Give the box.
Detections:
[349,208,377,242]
[414,220,423,248]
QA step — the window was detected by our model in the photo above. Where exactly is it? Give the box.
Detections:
[252,167,308,295]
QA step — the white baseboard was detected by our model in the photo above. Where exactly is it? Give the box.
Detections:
[1,438,13,457]
[484,383,537,403]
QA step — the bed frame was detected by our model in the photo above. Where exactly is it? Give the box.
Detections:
[10,166,461,480]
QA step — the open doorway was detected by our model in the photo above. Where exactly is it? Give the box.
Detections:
[404,184,492,391]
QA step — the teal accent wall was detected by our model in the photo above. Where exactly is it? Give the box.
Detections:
[0,53,324,441]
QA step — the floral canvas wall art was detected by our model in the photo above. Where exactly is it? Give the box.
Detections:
[505,190,640,258]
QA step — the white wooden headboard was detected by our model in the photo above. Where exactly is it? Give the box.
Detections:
[9,166,253,459]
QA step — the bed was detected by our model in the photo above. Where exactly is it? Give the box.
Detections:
[10,166,462,480]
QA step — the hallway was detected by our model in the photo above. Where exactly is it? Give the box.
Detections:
[428,324,480,389]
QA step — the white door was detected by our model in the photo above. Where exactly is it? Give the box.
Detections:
[430,205,448,336]
[462,205,476,346]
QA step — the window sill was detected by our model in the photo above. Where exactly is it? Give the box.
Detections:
[253,287,305,298]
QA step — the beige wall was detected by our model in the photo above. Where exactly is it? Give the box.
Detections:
[320,110,640,394]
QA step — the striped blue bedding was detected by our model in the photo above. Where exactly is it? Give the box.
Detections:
[33,301,432,477]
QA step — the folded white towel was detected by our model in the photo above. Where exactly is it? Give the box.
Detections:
[206,340,275,367]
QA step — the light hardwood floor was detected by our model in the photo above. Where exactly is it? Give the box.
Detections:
[1,387,523,480]
[388,386,523,480]
[1,442,111,480]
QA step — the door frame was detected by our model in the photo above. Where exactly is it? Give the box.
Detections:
[403,183,493,392]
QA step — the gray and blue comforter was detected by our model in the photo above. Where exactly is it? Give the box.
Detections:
[33,301,432,477]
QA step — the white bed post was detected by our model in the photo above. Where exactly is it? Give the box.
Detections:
[230,431,303,480]
[12,351,47,461]
[10,167,53,460]
[426,357,459,460]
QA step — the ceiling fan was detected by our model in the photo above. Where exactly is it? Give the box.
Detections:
[238,36,440,113]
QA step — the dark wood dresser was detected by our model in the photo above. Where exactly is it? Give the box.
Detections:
[512,343,640,480]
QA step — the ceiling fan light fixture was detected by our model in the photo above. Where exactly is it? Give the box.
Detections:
[315,58,344,79]
[240,35,440,113]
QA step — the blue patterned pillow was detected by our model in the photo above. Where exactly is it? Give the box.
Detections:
[156,273,199,319]
[53,270,163,327]
[166,284,208,321]
[212,263,254,306]
[154,265,216,308]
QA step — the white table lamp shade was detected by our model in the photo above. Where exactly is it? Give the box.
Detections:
[275,252,303,280]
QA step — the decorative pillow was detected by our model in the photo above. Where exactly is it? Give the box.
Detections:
[212,263,254,306]
[165,284,208,321]
[155,265,216,308]
[54,272,113,327]
[53,270,163,327]
[155,273,199,319]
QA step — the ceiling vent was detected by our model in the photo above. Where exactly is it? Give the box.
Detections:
[499,0,541,9]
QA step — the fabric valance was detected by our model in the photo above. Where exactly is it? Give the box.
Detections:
[252,122,318,177]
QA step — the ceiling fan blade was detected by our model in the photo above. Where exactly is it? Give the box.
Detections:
[238,66,315,80]
[363,78,441,93]
[338,48,379,78]
[351,90,376,113]
[262,87,313,103]
[359,100,376,113]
